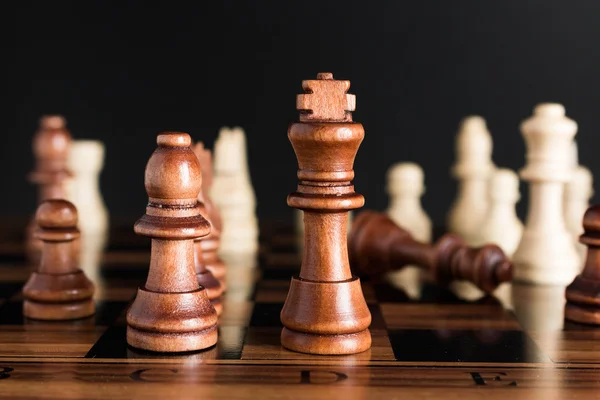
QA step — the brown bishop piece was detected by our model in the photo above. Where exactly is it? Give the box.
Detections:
[280,72,371,355]
[126,132,218,353]
[27,115,72,261]
[349,211,513,293]
[565,205,600,324]
[194,142,227,289]
[23,199,95,320]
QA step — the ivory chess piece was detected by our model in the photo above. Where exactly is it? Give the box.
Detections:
[280,72,371,355]
[350,211,512,293]
[194,142,227,289]
[211,127,259,264]
[27,115,72,261]
[512,104,580,285]
[385,162,432,298]
[126,132,218,353]
[447,116,495,244]
[386,162,432,243]
[67,140,109,241]
[564,165,593,262]
[565,205,600,325]
[67,140,109,283]
[23,199,95,320]
[473,168,523,257]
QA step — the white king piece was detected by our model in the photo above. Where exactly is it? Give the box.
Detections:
[512,103,580,285]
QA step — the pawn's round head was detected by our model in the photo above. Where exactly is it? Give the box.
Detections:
[36,199,78,229]
[387,162,425,195]
[33,125,71,160]
[534,103,565,118]
[39,115,67,131]
[145,132,202,203]
[582,205,600,234]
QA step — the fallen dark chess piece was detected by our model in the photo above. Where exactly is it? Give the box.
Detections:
[349,210,513,293]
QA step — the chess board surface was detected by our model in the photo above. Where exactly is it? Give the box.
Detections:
[0,219,599,399]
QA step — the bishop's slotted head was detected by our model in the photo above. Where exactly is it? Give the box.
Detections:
[126,132,218,353]
[23,199,95,320]
[565,205,600,324]
[281,73,371,355]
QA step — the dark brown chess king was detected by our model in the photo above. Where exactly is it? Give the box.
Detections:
[565,205,600,324]
[349,211,513,293]
[280,72,371,355]
[126,132,218,353]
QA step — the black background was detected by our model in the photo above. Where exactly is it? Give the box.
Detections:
[7,1,600,226]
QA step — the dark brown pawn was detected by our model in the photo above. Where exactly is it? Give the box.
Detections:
[23,199,95,320]
[349,211,513,293]
[280,73,371,355]
[565,205,600,324]
[194,199,224,316]
[27,115,72,261]
[194,142,227,289]
[126,132,218,353]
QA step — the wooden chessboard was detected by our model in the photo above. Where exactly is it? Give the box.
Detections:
[0,219,599,399]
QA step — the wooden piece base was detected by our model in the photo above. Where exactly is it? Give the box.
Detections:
[197,271,224,316]
[23,298,95,320]
[565,275,600,325]
[280,276,371,355]
[22,270,95,320]
[281,327,371,355]
[126,287,218,353]
[127,325,218,353]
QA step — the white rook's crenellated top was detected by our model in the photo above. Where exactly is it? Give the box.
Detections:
[520,103,578,182]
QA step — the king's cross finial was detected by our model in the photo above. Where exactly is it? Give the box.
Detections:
[296,72,356,122]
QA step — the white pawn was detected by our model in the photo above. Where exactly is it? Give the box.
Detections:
[473,168,523,257]
[67,140,109,239]
[211,127,259,264]
[386,162,432,243]
[447,116,495,245]
[385,162,432,299]
[512,103,580,285]
[67,140,109,284]
[564,165,593,262]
